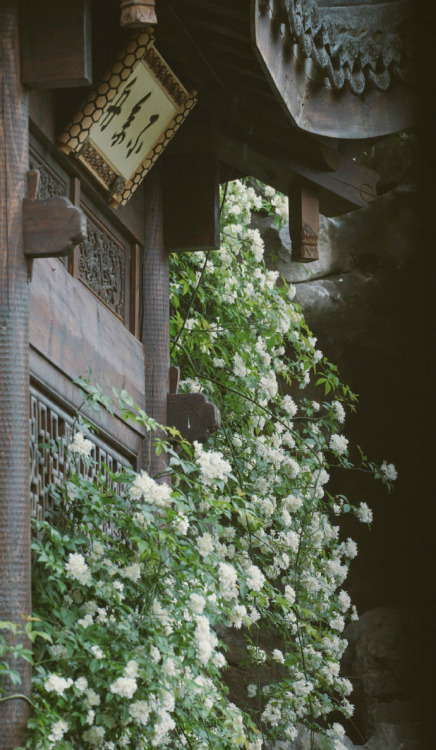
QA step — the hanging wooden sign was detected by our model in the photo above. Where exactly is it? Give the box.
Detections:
[57,30,196,207]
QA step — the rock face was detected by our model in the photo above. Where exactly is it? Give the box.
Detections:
[342,608,433,748]
[256,185,424,362]
[251,184,436,749]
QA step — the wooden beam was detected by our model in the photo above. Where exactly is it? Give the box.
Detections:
[179,0,247,24]
[217,133,379,217]
[20,0,92,89]
[0,3,31,745]
[288,185,319,263]
[187,17,248,43]
[163,152,220,252]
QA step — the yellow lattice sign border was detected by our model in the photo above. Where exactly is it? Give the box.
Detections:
[58,30,197,207]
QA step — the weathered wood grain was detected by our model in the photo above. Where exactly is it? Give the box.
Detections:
[288,185,320,262]
[29,257,146,430]
[0,3,31,745]
[120,0,157,26]
[20,0,92,89]
[167,393,221,443]
[23,194,87,258]
[142,166,170,478]
[251,0,415,139]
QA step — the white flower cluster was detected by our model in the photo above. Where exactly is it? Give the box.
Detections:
[194,614,218,665]
[356,501,373,524]
[69,430,93,459]
[329,434,349,455]
[65,552,91,586]
[380,460,398,481]
[246,564,265,592]
[193,441,232,485]
[130,470,173,507]
[332,400,346,424]
[110,661,139,699]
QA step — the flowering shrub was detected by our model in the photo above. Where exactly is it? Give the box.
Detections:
[8,180,397,749]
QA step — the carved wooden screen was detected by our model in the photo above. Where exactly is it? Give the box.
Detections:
[28,132,146,518]
[29,385,134,523]
[29,135,141,334]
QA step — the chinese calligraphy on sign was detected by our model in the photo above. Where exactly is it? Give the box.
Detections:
[57,31,196,207]
[91,62,177,180]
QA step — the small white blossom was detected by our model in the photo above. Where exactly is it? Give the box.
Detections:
[69,431,93,459]
[380,461,398,481]
[246,564,265,592]
[329,434,349,455]
[90,645,104,659]
[272,649,285,663]
[44,674,73,696]
[194,442,232,486]
[284,585,296,604]
[110,676,138,699]
[356,502,373,523]
[65,553,91,586]
[332,401,346,424]
[47,719,69,744]
[189,593,206,614]
[130,470,173,507]
[197,532,214,557]
[247,683,257,698]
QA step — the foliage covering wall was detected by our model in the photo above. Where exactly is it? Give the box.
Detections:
[1,181,396,750]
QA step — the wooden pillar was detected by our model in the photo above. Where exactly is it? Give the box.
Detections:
[288,184,320,263]
[0,1,31,746]
[142,165,169,478]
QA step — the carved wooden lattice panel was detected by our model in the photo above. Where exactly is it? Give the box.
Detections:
[77,210,127,322]
[29,387,130,523]
[29,146,67,200]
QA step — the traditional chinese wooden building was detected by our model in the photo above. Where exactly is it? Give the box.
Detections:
[0,0,415,745]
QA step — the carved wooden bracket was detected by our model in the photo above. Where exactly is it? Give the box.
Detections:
[288,184,319,263]
[23,170,87,259]
[167,366,221,443]
[120,1,157,27]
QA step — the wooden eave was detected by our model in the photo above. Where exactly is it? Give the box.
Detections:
[156,0,398,215]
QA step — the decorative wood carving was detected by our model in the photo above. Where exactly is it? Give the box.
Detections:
[252,0,415,138]
[29,387,128,523]
[163,152,220,252]
[77,211,126,321]
[29,148,67,199]
[289,185,319,263]
[120,1,157,28]
[20,0,92,89]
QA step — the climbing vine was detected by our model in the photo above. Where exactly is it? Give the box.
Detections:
[5,180,396,750]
